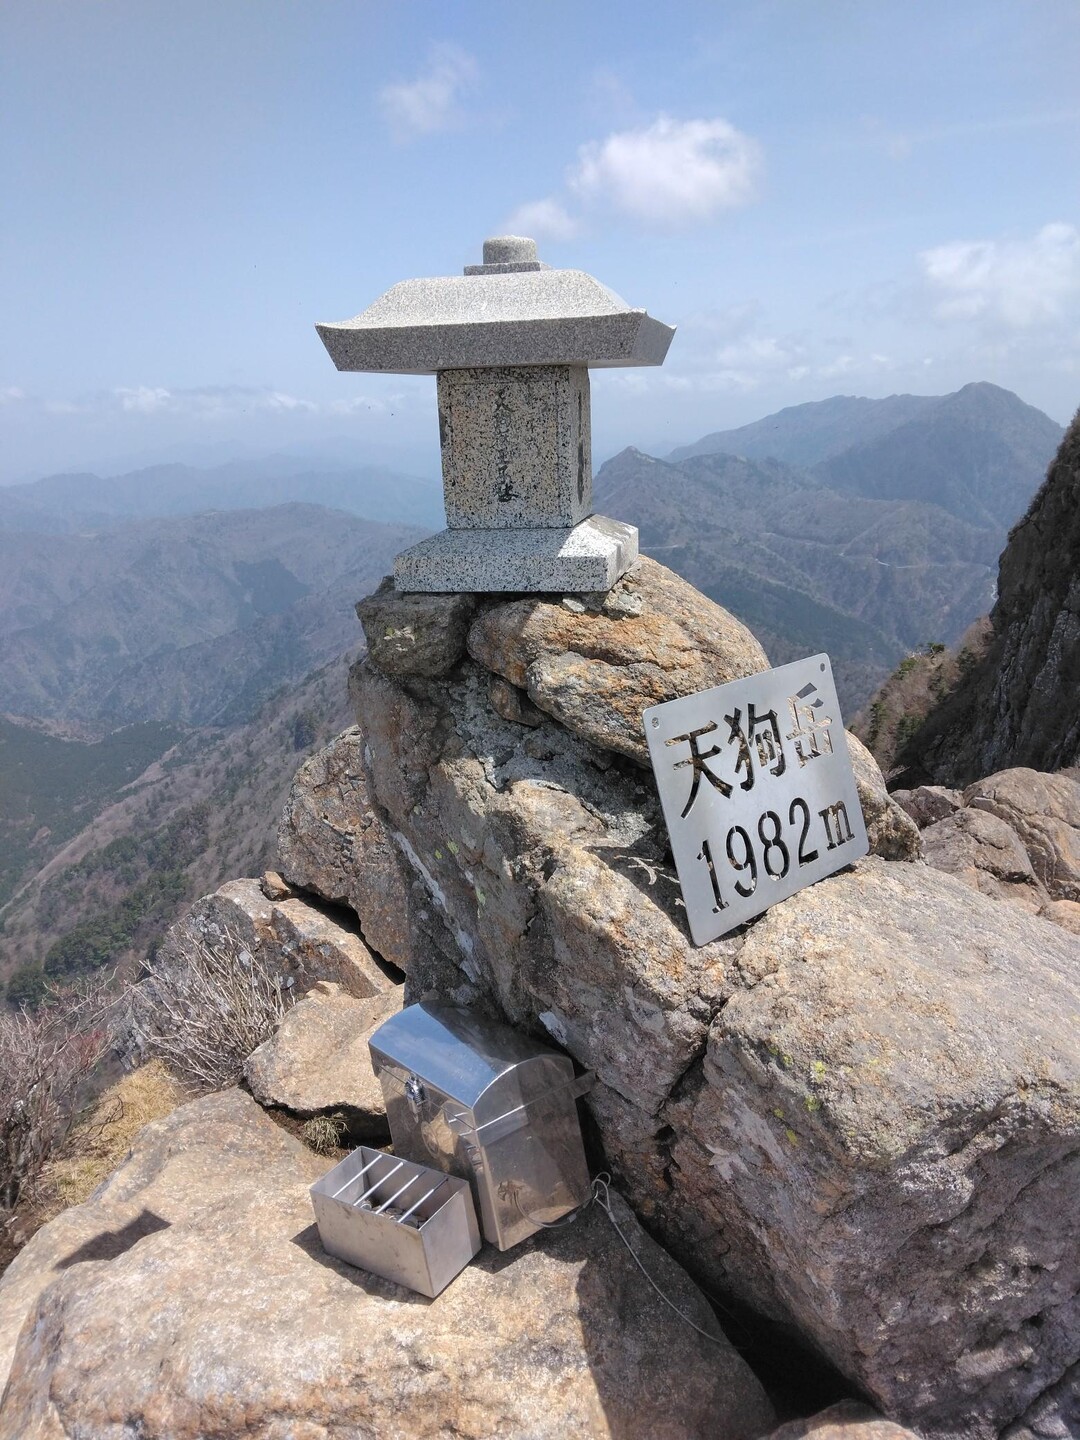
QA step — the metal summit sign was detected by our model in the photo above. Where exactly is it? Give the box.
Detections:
[644,654,869,945]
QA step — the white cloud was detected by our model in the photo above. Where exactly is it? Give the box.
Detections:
[504,114,761,242]
[261,391,317,413]
[0,386,25,405]
[921,223,1080,328]
[327,394,389,416]
[503,197,579,242]
[819,354,856,379]
[569,115,761,227]
[378,43,477,142]
[116,385,171,413]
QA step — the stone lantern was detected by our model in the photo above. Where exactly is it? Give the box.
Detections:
[316,235,676,594]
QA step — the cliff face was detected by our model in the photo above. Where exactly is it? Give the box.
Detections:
[903,408,1080,783]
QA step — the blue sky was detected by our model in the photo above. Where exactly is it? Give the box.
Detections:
[2,0,1079,481]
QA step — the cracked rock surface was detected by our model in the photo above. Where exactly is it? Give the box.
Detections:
[0,1090,774,1440]
[277,730,419,973]
[466,555,770,764]
[160,877,396,998]
[655,859,1080,1438]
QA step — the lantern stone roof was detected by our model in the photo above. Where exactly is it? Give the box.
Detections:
[316,235,676,375]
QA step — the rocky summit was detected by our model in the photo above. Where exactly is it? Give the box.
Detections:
[2,553,1078,1439]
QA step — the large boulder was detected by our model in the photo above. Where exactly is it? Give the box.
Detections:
[243,984,403,1137]
[912,766,1080,937]
[920,806,1044,911]
[277,727,433,976]
[350,658,733,1113]
[0,1090,775,1440]
[466,555,771,764]
[963,768,1080,902]
[162,877,395,998]
[651,860,1080,1439]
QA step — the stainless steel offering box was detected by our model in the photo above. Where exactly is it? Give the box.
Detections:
[310,1144,481,1298]
[369,1000,594,1251]
[644,653,869,946]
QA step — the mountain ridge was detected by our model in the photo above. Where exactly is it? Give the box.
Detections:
[669,390,942,465]
[594,442,1005,708]
[667,382,1062,530]
[0,458,444,533]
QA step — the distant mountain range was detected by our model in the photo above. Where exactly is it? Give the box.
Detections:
[0,456,444,533]
[669,382,1063,530]
[670,392,942,467]
[0,505,424,726]
[600,382,1063,708]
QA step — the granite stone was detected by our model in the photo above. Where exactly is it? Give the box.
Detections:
[484,235,537,264]
[393,515,638,594]
[355,578,478,677]
[318,238,672,596]
[463,234,545,275]
[317,267,675,374]
[438,365,591,530]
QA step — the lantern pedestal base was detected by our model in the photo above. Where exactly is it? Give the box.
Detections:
[393,515,638,595]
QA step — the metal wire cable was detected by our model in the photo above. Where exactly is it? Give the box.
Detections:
[511,1171,733,1346]
[589,1174,730,1346]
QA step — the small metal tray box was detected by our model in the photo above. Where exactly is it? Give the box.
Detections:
[369,1000,593,1251]
[310,1144,481,1298]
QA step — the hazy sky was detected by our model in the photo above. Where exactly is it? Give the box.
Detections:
[3,0,1079,481]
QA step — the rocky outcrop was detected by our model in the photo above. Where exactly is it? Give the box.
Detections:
[898,766,1080,935]
[298,558,1080,1438]
[244,984,402,1136]
[0,1090,775,1439]
[901,407,1080,783]
[465,556,771,764]
[162,876,396,997]
[766,1403,922,1439]
[277,728,423,974]
[31,549,1075,1436]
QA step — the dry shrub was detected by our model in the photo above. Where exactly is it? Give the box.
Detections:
[132,927,292,1091]
[302,1113,348,1155]
[41,1059,182,1214]
[0,975,123,1227]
